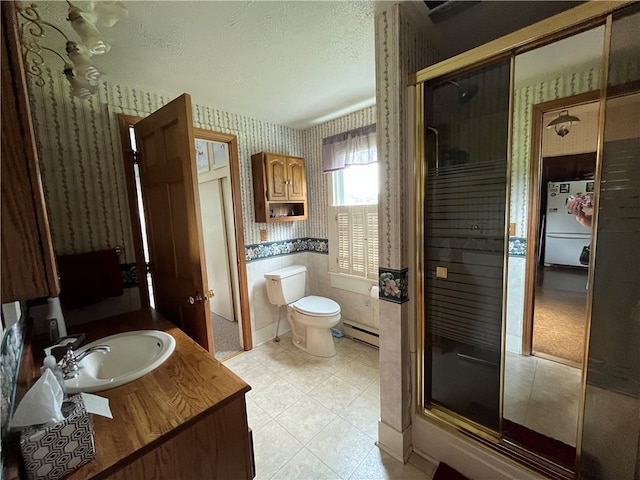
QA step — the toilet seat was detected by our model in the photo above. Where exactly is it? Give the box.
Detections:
[292,296,340,317]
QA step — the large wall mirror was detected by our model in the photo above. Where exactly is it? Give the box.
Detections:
[415,3,639,478]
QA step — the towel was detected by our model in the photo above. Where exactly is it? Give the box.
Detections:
[57,249,123,309]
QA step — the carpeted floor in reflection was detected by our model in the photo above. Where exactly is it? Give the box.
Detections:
[212,312,242,360]
[532,268,587,366]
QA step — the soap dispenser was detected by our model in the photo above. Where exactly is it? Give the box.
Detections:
[41,347,66,393]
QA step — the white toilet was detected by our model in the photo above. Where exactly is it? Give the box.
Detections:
[264,265,341,357]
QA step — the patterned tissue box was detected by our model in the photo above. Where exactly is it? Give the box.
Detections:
[20,394,96,480]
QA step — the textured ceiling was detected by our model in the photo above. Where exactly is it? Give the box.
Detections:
[36,1,380,129]
[32,1,582,129]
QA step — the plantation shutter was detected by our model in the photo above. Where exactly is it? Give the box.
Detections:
[331,205,378,278]
[351,209,365,276]
[366,205,378,280]
[336,210,350,273]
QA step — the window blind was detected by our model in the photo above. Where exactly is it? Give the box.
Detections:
[330,204,378,280]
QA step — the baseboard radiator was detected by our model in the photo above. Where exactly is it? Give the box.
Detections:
[343,319,379,348]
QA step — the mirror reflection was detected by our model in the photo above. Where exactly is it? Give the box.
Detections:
[504,25,605,464]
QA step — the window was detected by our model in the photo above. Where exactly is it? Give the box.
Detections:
[324,128,378,281]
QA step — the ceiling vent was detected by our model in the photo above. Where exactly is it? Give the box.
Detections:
[424,0,480,23]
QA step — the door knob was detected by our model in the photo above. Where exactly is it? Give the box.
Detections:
[188,290,213,304]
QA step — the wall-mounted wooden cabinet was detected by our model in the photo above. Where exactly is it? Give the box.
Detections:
[1,3,59,303]
[251,152,308,222]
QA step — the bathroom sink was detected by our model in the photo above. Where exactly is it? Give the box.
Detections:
[64,330,176,394]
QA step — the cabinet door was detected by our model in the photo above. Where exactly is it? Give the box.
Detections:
[287,157,306,200]
[265,154,288,201]
[1,2,59,302]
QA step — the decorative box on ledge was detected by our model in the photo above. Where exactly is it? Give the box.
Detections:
[20,394,96,480]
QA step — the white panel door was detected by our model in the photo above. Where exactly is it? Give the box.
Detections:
[199,178,235,321]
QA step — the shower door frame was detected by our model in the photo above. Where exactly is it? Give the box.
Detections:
[411,2,633,479]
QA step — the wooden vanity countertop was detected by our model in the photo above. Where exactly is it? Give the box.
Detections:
[63,308,250,479]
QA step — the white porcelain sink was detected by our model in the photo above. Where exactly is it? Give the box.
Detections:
[64,330,176,394]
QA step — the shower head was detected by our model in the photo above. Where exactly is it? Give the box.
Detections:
[447,80,479,104]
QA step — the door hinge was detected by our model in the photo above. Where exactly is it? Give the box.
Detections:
[130,149,139,164]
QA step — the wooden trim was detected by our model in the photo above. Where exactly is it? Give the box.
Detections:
[117,117,253,351]
[521,90,600,356]
[410,1,632,85]
[1,2,60,300]
[117,114,150,308]
[531,350,582,370]
[192,128,252,350]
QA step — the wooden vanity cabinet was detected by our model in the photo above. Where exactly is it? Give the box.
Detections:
[252,152,308,222]
[1,3,59,302]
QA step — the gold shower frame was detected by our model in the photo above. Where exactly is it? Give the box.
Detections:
[411,2,634,478]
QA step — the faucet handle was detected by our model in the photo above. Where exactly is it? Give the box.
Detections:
[61,345,80,379]
[49,333,86,360]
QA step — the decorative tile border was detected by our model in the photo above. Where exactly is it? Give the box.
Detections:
[508,237,527,257]
[379,267,409,304]
[245,237,328,262]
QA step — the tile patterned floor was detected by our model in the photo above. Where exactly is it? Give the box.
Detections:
[223,332,436,480]
[504,352,582,446]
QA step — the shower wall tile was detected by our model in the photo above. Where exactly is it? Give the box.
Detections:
[306,249,378,332]
[506,256,526,354]
[247,253,308,333]
[378,300,405,431]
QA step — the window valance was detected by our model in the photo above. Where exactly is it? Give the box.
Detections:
[322,124,377,173]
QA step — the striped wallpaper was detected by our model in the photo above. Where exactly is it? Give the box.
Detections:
[29,69,306,260]
[510,56,638,237]
[28,68,376,266]
[510,67,602,238]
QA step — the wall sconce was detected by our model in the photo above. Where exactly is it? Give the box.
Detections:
[547,109,581,137]
[16,1,128,99]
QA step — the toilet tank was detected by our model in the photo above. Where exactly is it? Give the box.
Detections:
[264,265,306,306]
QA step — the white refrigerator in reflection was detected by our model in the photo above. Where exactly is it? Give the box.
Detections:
[544,180,594,268]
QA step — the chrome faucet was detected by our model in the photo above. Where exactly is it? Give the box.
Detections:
[60,344,111,379]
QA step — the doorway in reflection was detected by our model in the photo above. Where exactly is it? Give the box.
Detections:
[532,102,599,371]
[503,25,605,466]
[505,99,599,461]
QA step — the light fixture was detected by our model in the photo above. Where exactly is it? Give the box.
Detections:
[547,109,581,137]
[16,1,128,99]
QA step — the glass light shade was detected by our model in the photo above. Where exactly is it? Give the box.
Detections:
[68,7,111,55]
[66,42,101,82]
[93,1,129,28]
[64,65,98,99]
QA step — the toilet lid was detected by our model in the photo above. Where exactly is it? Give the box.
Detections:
[293,296,340,316]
